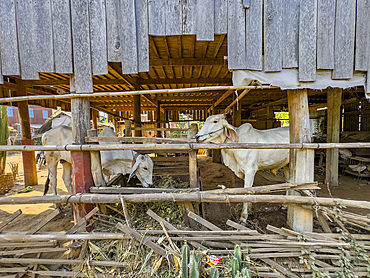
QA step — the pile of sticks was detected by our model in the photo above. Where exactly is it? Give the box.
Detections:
[114,209,370,278]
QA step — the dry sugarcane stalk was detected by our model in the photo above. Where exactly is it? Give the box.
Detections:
[1,193,369,210]
[67,207,99,234]
[146,209,205,249]
[116,222,167,256]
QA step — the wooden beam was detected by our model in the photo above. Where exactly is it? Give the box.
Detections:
[149,58,226,66]
[139,77,231,85]
[232,101,242,127]
[208,89,234,112]
[287,89,313,233]
[223,88,252,113]
[326,88,342,186]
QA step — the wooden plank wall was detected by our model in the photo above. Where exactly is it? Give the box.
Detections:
[0,0,367,93]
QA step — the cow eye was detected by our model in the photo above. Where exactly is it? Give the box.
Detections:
[144,167,148,171]
[213,120,218,123]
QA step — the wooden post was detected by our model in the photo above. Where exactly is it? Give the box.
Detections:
[232,102,242,127]
[133,95,141,137]
[70,96,94,227]
[188,123,198,189]
[266,106,274,129]
[156,103,161,137]
[287,89,313,233]
[16,82,38,187]
[326,88,342,186]
[124,119,132,137]
[91,109,98,130]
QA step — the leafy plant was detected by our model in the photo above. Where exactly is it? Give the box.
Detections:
[231,245,250,278]
[0,106,9,174]
[7,162,18,179]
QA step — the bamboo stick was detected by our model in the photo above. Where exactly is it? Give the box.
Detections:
[86,136,195,144]
[1,193,369,210]
[0,257,127,267]
[1,142,370,152]
[0,85,275,104]
[0,232,129,242]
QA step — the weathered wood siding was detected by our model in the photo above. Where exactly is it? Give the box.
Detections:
[0,0,367,92]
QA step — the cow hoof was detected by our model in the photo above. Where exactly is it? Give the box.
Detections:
[239,213,248,225]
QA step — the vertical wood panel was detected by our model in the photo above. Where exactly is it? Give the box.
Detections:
[227,0,246,69]
[214,0,227,34]
[0,0,20,76]
[182,0,196,35]
[51,0,73,73]
[196,0,214,40]
[106,0,121,62]
[354,0,370,71]
[136,0,149,72]
[148,0,166,36]
[166,0,182,36]
[317,0,335,69]
[245,0,262,70]
[333,0,356,79]
[264,0,282,72]
[118,0,138,74]
[298,0,317,81]
[16,0,38,80]
[282,0,299,68]
[89,0,108,75]
[70,0,93,93]
[34,0,54,73]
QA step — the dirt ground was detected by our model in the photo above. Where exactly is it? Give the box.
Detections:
[1,152,73,232]
[1,153,369,234]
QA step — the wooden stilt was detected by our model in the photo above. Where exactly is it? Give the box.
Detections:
[232,102,242,127]
[16,81,37,187]
[326,88,342,186]
[70,96,94,228]
[91,109,98,130]
[266,106,274,129]
[156,103,161,137]
[287,89,313,233]
[133,95,141,137]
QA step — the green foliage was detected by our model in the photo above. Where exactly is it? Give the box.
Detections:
[210,267,219,278]
[0,106,9,174]
[181,243,190,278]
[189,251,201,278]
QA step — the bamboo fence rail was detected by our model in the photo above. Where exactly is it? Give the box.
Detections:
[0,193,369,209]
[1,142,370,152]
[0,85,276,104]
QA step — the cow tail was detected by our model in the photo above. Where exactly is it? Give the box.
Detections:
[44,174,50,196]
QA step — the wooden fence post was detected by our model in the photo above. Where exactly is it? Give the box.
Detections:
[188,123,198,189]
[287,89,313,233]
[133,95,141,137]
[326,88,342,186]
[16,81,38,187]
[124,119,132,137]
[71,96,94,228]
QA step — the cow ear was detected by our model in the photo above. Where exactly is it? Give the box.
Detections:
[128,159,140,182]
[224,124,239,142]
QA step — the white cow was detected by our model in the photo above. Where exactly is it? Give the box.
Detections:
[42,126,153,195]
[196,114,290,222]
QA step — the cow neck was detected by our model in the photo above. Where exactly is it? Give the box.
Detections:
[131,151,140,167]
[212,132,227,144]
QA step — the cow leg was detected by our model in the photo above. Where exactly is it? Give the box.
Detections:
[240,165,258,223]
[283,165,290,181]
[62,162,73,194]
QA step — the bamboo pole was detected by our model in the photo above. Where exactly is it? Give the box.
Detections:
[0,232,128,242]
[1,142,370,152]
[0,85,276,104]
[0,193,369,209]
[223,88,252,113]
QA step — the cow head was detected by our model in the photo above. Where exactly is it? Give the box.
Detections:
[128,154,154,187]
[196,114,239,143]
